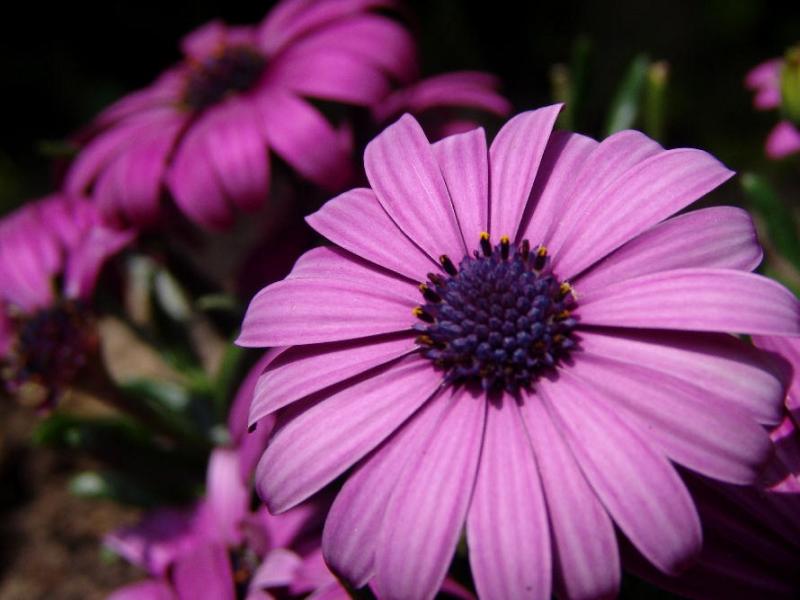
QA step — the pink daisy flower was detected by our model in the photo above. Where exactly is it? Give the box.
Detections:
[0,194,133,407]
[238,106,800,599]
[65,0,417,230]
[746,47,800,159]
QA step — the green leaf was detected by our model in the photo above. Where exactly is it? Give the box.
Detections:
[70,470,163,507]
[643,61,669,141]
[550,36,591,131]
[741,173,800,270]
[605,54,650,135]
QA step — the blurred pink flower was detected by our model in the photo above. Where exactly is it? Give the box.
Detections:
[238,107,800,599]
[373,71,512,140]
[0,194,133,407]
[65,0,417,231]
[746,53,800,159]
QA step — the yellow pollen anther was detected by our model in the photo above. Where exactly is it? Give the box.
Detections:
[559,282,572,296]
[416,334,433,345]
[413,306,425,317]
[556,310,571,320]
[537,245,548,257]
[480,231,490,241]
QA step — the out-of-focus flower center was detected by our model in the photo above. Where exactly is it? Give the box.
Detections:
[2,300,98,408]
[414,233,577,393]
[182,45,266,111]
[230,545,260,598]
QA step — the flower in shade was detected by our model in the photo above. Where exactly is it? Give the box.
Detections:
[746,45,800,159]
[0,194,133,408]
[65,0,417,230]
[373,71,512,141]
[238,106,800,599]
[627,336,800,598]
[108,355,472,600]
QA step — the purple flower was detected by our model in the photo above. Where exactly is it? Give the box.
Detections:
[746,49,800,159]
[238,106,800,599]
[0,194,133,407]
[373,71,512,140]
[65,0,417,231]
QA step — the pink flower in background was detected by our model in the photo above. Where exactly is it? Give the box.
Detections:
[373,71,512,140]
[238,107,800,599]
[0,194,133,407]
[65,0,417,231]
[746,49,800,159]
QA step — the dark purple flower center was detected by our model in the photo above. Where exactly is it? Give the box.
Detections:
[414,233,577,393]
[182,45,266,111]
[2,300,97,408]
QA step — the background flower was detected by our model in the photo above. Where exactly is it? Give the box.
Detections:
[64,0,417,230]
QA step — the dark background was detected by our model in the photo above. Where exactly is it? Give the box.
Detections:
[1,1,798,214]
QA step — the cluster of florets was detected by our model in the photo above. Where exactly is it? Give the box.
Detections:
[414,233,577,393]
[183,45,267,110]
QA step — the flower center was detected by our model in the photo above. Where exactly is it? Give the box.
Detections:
[414,233,577,393]
[2,300,98,408]
[182,45,266,111]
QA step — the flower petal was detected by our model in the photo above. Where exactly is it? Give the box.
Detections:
[488,105,562,240]
[516,130,598,245]
[540,373,702,575]
[364,114,466,263]
[107,580,175,600]
[306,188,437,281]
[577,268,800,336]
[753,335,800,413]
[257,90,352,190]
[432,127,489,251]
[578,328,787,425]
[567,354,773,484]
[256,355,439,513]
[251,333,416,424]
[553,148,734,279]
[172,542,235,600]
[519,391,620,599]
[466,398,551,600]
[537,129,662,257]
[375,386,486,600]
[766,120,800,159]
[322,392,450,587]
[203,99,270,213]
[251,548,303,589]
[166,114,234,230]
[575,206,762,291]
[238,254,416,347]
[204,449,249,546]
[269,48,390,106]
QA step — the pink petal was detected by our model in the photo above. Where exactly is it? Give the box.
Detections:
[322,393,449,587]
[172,543,235,600]
[553,148,734,279]
[204,449,249,546]
[255,355,439,513]
[257,90,352,190]
[251,548,302,589]
[517,130,598,245]
[203,99,270,213]
[577,268,800,336]
[540,373,703,575]
[166,115,235,230]
[375,386,486,600]
[754,86,782,110]
[753,334,800,413]
[306,188,437,281]
[237,254,416,347]
[575,206,763,291]
[567,354,773,484]
[180,20,227,58]
[64,224,135,300]
[281,14,418,83]
[257,0,394,55]
[364,114,466,264]
[766,120,800,159]
[432,127,489,251]
[578,329,787,425]
[519,391,620,599]
[488,105,562,240]
[745,58,782,90]
[466,398,551,600]
[250,333,415,424]
[534,129,662,257]
[269,48,390,106]
[107,580,175,600]
[289,548,339,595]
